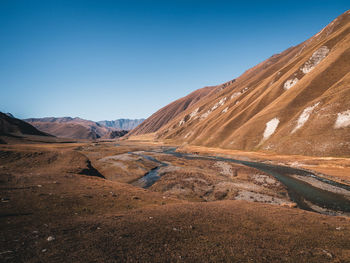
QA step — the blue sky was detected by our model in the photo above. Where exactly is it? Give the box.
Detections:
[0,0,349,121]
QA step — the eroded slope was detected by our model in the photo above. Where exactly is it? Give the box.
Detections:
[155,11,350,157]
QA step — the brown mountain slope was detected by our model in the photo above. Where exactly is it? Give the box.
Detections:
[0,112,51,138]
[153,10,350,157]
[128,83,234,136]
[25,117,124,140]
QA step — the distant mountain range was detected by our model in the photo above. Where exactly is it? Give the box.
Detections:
[98,119,145,130]
[130,10,350,157]
[24,117,143,140]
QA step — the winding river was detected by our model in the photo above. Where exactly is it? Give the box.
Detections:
[131,147,350,215]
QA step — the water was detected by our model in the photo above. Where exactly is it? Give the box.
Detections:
[130,152,168,188]
[131,166,163,188]
[158,147,350,214]
[239,161,350,212]
[128,147,350,214]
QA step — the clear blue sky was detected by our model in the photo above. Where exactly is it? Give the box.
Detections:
[0,0,349,121]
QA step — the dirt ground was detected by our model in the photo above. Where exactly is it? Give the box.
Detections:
[1,139,350,262]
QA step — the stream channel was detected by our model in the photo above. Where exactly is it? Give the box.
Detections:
[130,147,350,215]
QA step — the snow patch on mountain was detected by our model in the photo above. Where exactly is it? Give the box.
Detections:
[263,118,280,140]
[222,107,228,113]
[284,78,299,90]
[334,110,350,128]
[300,46,329,74]
[292,102,320,133]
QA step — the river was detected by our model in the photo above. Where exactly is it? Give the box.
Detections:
[130,147,350,215]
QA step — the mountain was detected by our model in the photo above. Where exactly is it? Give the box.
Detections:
[0,112,51,138]
[98,119,144,131]
[108,130,129,138]
[25,117,127,140]
[128,83,234,136]
[140,10,350,157]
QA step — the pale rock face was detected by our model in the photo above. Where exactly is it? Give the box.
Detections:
[201,97,227,119]
[201,111,211,119]
[231,92,241,100]
[219,97,227,104]
[300,46,329,74]
[292,102,320,133]
[222,107,228,113]
[180,108,200,126]
[263,118,280,140]
[284,78,299,90]
[190,108,199,119]
[334,110,350,128]
[212,97,226,110]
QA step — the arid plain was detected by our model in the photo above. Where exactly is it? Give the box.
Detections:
[1,134,350,262]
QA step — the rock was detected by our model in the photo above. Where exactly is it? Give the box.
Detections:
[47,236,55,242]
[322,249,333,258]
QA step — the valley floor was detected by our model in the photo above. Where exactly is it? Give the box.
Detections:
[1,138,350,262]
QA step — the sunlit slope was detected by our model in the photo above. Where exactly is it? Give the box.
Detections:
[129,84,230,136]
[155,10,350,157]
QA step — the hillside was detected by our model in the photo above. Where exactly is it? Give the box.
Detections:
[150,10,350,157]
[25,117,126,140]
[0,112,51,138]
[128,83,234,136]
